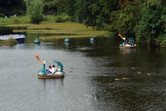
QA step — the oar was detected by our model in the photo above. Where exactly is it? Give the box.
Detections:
[119,34,126,40]
[35,54,44,64]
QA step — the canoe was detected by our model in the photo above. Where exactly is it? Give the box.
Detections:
[38,72,65,79]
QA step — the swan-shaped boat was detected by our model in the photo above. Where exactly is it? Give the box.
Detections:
[34,38,40,44]
[35,54,65,79]
[119,34,136,49]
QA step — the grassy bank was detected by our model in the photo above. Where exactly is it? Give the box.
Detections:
[0,38,17,45]
[0,16,110,40]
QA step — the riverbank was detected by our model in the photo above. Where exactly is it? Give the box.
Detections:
[0,38,17,45]
[0,16,110,41]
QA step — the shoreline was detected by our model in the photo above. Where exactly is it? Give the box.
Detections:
[0,16,110,40]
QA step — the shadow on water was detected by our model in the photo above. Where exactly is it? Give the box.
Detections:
[0,26,27,35]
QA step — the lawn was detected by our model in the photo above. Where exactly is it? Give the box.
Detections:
[0,16,110,40]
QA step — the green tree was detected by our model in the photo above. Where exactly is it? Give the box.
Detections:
[42,0,57,14]
[27,0,43,24]
[109,2,139,37]
[42,0,66,15]
[136,3,165,44]
[66,0,76,17]
[83,0,118,29]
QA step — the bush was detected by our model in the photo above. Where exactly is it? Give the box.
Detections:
[0,38,18,45]
[8,38,18,45]
[27,0,43,24]
[55,16,64,22]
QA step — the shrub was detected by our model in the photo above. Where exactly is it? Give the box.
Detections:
[7,38,18,45]
[55,16,64,22]
[27,0,43,24]
[0,38,18,45]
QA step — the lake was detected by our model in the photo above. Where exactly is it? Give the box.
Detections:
[0,32,165,111]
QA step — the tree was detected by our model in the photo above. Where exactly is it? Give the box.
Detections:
[42,0,66,15]
[109,3,138,37]
[66,0,76,17]
[27,0,43,24]
[136,3,165,44]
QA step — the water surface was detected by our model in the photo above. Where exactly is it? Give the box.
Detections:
[0,37,165,111]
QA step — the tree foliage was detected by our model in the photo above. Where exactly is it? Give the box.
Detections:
[27,0,43,24]
[136,3,165,44]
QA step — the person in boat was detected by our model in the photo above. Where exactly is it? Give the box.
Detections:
[52,65,57,74]
[131,41,134,46]
[128,40,130,45]
[125,40,128,45]
[48,65,52,74]
[57,65,61,72]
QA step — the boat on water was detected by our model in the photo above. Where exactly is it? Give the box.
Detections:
[90,36,96,42]
[34,38,40,44]
[119,34,136,49]
[0,34,26,43]
[38,72,65,79]
[64,37,70,42]
[120,43,136,49]
[35,54,65,79]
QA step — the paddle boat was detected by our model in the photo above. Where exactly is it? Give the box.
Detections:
[0,34,26,43]
[64,37,70,42]
[34,38,40,44]
[35,54,65,79]
[90,36,96,42]
[119,34,136,49]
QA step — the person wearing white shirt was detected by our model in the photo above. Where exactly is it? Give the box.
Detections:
[51,65,57,74]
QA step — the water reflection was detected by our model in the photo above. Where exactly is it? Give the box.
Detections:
[38,79,64,89]
[64,41,70,48]
[120,48,136,54]
[90,41,96,46]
